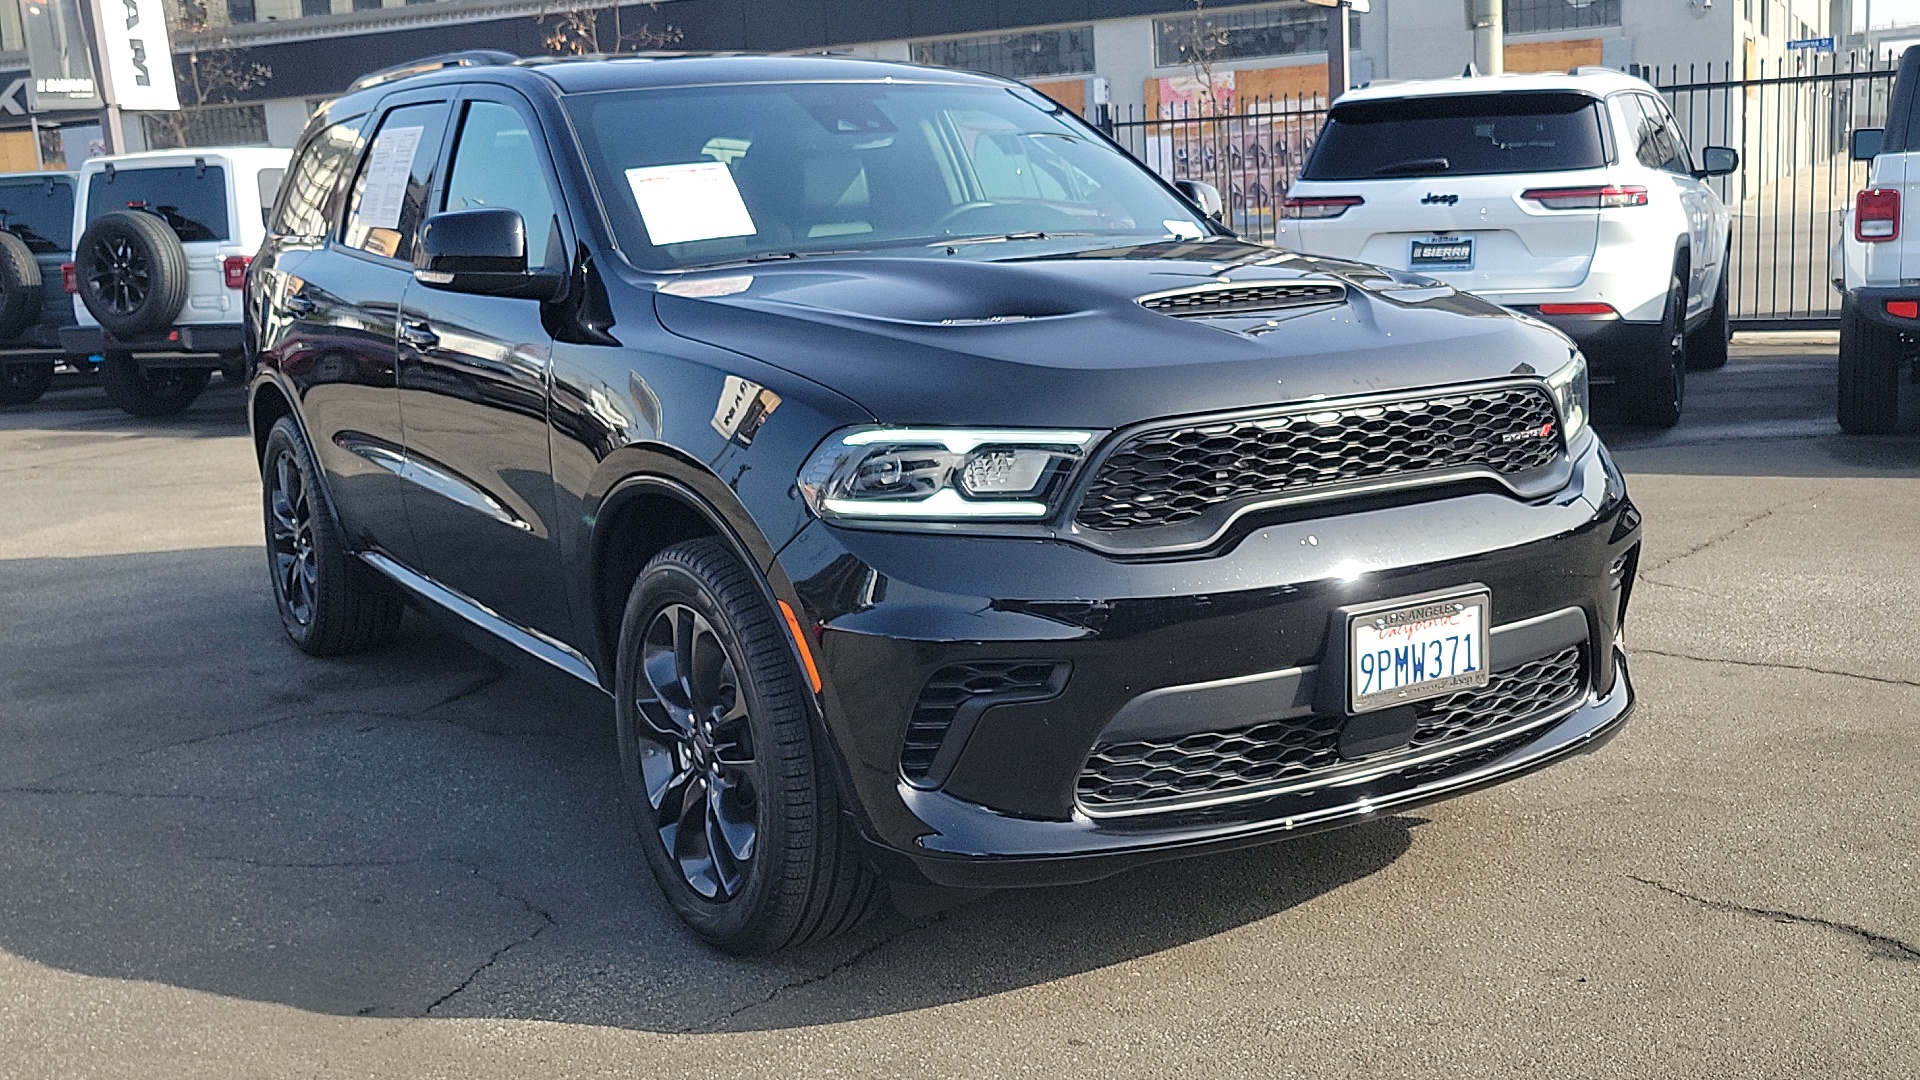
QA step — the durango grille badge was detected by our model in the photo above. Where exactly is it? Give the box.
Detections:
[1502,421,1556,443]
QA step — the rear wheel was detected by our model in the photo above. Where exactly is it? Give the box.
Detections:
[615,537,878,955]
[0,359,53,407]
[100,353,208,417]
[1618,266,1688,428]
[1686,257,1731,371]
[1838,296,1904,434]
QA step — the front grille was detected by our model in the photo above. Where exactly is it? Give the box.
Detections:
[1140,283,1346,317]
[1075,386,1563,532]
[902,661,1068,786]
[1076,645,1585,811]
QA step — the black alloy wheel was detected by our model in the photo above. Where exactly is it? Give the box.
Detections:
[0,360,53,407]
[1619,266,1688,428]
[259,416,404,655]
[87,233,152,319]
[267,444,320,628]
[634,602,761,902]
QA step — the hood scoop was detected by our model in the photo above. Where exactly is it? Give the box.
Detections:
[1140,281,1347,318]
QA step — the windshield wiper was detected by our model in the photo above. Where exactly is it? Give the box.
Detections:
[1371,156,1451,176]
[938,231,1093,247]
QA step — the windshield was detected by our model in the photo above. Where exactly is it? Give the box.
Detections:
[0,177,74,254]
[1303,92,1608,180]
[564,82,1211,270]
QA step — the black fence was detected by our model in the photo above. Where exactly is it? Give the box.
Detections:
[1105,51,1904,329]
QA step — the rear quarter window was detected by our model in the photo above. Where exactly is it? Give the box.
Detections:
[273,120,360,240]
[1303,92,1609,180]
[0,178,75,253]
[85,165,230,242]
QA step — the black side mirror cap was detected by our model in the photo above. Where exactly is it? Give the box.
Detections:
[414,207,565,302]
[1174,179,1225,223]
[1696,146,1740,178]
[1852,127,1886,162]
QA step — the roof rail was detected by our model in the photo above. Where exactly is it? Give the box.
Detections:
[347,50,519,92]
[1568,65,1622,77]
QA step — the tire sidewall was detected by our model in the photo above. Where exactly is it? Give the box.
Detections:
[0,231,43,341]
[614,548,795,947]
[261,417,350,649]
[77,212,189,336]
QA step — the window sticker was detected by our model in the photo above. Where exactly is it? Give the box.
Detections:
[625,162,757,246]
[351,125,424,233]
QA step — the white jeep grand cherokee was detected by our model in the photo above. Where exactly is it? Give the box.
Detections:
[1280,68,1737,428]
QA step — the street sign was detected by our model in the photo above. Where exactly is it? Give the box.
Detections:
[19,0,104,111]
[1787,37,1835,52]
[87,0,178,111]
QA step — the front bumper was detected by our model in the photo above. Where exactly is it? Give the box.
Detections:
[774,437,1641,889]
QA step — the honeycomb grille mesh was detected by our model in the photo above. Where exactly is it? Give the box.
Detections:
[1075,386,1562,532]
[1076,646,1585,810]
[1140,283,1346,317]
[902,662,1064,783]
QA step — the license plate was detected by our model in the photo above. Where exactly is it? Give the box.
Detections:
[1348,591,1490,713]
[1410,235,1474,270]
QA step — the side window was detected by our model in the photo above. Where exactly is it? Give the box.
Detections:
[342,102,450,261]
[1625,94,1689,175]
[256,168,286,230]
[442,99,562,270]
[1653,101,1695,175]
[274,121,358,240]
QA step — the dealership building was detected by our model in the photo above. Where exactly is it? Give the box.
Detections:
[0,0,1853,165]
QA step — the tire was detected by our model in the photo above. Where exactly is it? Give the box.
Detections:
[100,353,208,417]
[0,231,44,340]
[1838,296,1903,435]
[0,359,53,407]
[260,416,404,655]
[1618,263,1688,429]
[75,210,189,336]
[1686,256,1731,371]
[615,537,878,955]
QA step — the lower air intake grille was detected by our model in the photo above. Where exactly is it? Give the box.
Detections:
[1075,385,1563,532]
[903,661,1068,787]
[1076,646,1585,810]
[1140,283,1346,317]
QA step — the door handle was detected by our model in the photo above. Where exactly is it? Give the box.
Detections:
[398,321,439,350]
[281,295,316,315]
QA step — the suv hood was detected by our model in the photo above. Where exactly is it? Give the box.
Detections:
[651,238,1575,428]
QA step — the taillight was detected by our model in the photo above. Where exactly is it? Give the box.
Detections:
[223,255,251,290]
[60,262,76,293]
[1282,195,1365,219]
[1538,302,1618,316]
[1522,185,1648,209]
[1857,188,1900,242]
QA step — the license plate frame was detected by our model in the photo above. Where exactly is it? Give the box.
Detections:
[1345,589,1490,714]
[1410,235,1474,271]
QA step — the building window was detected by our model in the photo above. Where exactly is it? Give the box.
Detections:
[143,103,270,150]
[228,0,255,22]
[300,0,329,14]
[912,27,1094,80]
[353,0,380,9]
[1503,0,1621,35]
[1153,3,1357,68]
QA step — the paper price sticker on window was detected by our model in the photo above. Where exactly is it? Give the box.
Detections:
[625,162,757,246]
[350,125,424,234]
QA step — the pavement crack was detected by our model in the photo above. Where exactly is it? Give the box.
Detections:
[1636,576,1720,600]
[1634,647,1920,689]
[416,669,507,717]
[682,916,942,1034]
[1632,876,1920,963]
[421,864,556,1016]
[20,712,306,788]
[1640,494,1818,575]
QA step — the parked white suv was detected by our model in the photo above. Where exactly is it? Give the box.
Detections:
[62,147,289,416]
[1830,46,1919,434]
[1279,69,1737,428]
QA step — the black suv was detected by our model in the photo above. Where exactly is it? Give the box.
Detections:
[249,53,1641,954]
[0,171,78,408]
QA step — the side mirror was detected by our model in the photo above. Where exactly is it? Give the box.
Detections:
[1697,146,1739,177]
[415,208,565,302]
[1174,179,1224,223]
[1852,127,1886,162]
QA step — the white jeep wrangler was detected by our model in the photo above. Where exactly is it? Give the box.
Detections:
[62,147,288,416]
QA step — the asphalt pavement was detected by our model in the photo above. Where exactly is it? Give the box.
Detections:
[1,341,1916,1078]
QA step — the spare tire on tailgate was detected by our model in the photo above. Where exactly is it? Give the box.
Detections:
[0,230,43,340]
[76,210,189,337]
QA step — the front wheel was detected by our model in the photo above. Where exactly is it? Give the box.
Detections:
[1618,268,1688,429]
[0,359,54,407]
[1686,258,1731,371]
[615,537,878,955]
[100,353,208,417]
[1838,297,1904,434]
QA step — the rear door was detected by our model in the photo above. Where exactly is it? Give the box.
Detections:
[1623,92,1722,316]
[82,162,236,325]
[1281,91,1608,293]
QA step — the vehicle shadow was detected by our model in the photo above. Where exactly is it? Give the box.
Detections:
[0,544,1415,1033]
[0,376,248,439]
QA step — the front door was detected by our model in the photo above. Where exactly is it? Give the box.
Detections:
[396,88,574,639]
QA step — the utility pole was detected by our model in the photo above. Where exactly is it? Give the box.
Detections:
[1467,0,1504,76]
[98,105,125,156]
[1326,3,1351,101]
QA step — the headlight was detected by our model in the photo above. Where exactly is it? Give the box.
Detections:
[798,427,1097,522]
[1545,351,1589,442]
